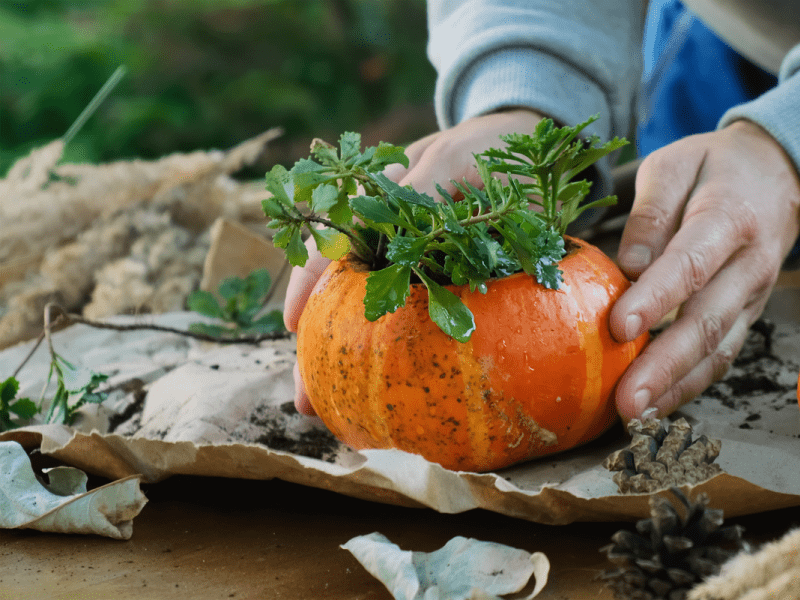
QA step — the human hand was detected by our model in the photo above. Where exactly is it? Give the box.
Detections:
[285,108,546,415]
[610,120,800,420]
[382,108,545,196]
[284,236,331,415]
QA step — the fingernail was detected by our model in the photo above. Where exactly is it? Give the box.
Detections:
[640,407,658,421]
[621,244,652,271]
[625,314,642,341]
[634,389,652,417]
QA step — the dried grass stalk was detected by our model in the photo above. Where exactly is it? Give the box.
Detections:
[688,528,800,600]
[0,129,282,349]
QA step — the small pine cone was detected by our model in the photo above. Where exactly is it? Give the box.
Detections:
[604,417,723,494]
[600,488,746,600]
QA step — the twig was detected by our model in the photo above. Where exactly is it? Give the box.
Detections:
[45,303,291,343]
[10,302,291,382]
[11,331,45,379]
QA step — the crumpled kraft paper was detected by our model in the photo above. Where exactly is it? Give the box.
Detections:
[0,311,799,535]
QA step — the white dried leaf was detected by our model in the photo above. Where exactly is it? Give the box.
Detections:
[0,441,147,539]
[342,532,550,600]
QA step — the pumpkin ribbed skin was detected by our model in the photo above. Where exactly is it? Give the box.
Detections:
[296,237,649,472]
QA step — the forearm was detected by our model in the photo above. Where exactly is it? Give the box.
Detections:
[427,1,646,136]
[427,0,646,197]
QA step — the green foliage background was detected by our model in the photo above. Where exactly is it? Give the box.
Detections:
[0,0,437,176]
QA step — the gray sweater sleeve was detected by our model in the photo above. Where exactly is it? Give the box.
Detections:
[427,0,646,196]
[718,43,800,177]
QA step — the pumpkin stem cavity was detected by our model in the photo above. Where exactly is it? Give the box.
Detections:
[264,118,627,341]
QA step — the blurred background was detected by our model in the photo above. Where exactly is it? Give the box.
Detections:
[0,0,438,176]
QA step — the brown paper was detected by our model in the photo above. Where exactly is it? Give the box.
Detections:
[1,309,798,528]
[200,218,291,313]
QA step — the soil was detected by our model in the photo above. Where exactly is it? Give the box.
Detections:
[700,319,799,428]
[249,401,342,462]
[101,318,799,464]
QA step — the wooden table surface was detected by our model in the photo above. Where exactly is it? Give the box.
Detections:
[2,474,798,600]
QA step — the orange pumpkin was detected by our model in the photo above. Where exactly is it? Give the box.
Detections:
[296,236,649,472]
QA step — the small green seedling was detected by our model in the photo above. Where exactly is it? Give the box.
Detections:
[0,355,109,433]
[0,377,38,431]
[187,268,285,339]
[42,354,109,427]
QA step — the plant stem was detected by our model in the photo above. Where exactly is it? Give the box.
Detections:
[424,203,519,243]
[303,214,374,261]
[373,233,387,270]
[62,66,126,148]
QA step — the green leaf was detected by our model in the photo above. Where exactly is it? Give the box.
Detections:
[0,376,31,431]
[439,202,466,235]
[44,384,69,425]
[385,236,427,267]
[415,270,475,343]
[369,141,409,170]
[534,260,563,290]
[328,191,355,226]
[9,397,37,420]
[310,183,340,214]
[339,131,362,163]
[274,227,308,267]
[1,376,19,407]
[495,217,544,279]
[245,311,285,334]
[219,277,246,301]
[245,269,273,300]
[291,158,337,204]
[187,290,224,318]
[367,171,437,210]
[311,138,340,165]
[262,196,287,219]
[285,228,309,267]
[68,372,109,407]
[363,264,412,321]
[264,164,295,206]
[349,195,408,230]
[311,227,350,260]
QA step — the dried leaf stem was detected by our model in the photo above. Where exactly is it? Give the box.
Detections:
[11,302,291,379]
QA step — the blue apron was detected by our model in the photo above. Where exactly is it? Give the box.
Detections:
[637,0,800,266]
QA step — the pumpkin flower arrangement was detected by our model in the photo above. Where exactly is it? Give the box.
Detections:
[263,116,648,472]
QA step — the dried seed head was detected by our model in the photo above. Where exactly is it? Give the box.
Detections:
[606,416,723,494]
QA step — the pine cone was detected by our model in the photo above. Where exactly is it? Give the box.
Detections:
[604,417,723,494]
[600,488,745,600]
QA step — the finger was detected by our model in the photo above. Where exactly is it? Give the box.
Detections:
[293,362,317,416]
[617,141,707,278]
[610,188,756,342]
[399,109,545,199]
[283,238,331,332]
[629,310,754,420]
[398,137,483,199]
[614,251,771,419]
[382,132,439,183]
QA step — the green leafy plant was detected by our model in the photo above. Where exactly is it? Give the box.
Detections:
[1,357,109,433]
[42,355,109,426]
[187,269,285,339]
[0,376,38,431]
[263,115,626,342]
